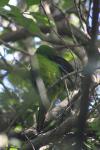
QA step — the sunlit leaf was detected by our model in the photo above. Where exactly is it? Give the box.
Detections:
[63,51,76,61]
[32,12,50,26]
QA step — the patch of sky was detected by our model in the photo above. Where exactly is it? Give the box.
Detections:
[0,27,3,32]
[33,37,41,48]
[0,84,4,92]
[9,0,17,6]
[85,1,100,40]
[0,46,14,61]
[4,0,17,10]
[3,76,14,91]
[96,85,100,99]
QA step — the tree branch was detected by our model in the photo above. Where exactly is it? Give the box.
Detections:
[76,75,91,149]
[45,90,80,122]
[23,116,77,149]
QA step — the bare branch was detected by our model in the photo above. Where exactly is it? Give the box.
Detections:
[45,90,80,122]
[24,116,77,149]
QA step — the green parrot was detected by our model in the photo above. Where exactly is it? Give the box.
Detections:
[30,45,74,132]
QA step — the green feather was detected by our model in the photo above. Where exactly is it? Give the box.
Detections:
[37,54,64,100]
[36,45,73,102]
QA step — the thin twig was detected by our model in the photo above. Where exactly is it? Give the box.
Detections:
[48,70,82,91]
[23,133,36,150]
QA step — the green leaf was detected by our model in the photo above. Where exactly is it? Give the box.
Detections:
[32,12,50,26]
[3,5,39,33]
[60,0,74,10]
[25,0,40,6]
[8,73,28,89]
[63,51,76,61]
[0,0,9,7]
[63,0,74,8]
[9,148,18,150]
[24,18,40,33]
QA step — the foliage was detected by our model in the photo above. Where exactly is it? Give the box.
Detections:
[0,0,9,7]
[0,0,99,149]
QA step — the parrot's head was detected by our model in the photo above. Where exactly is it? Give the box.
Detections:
[37,45,57,58]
